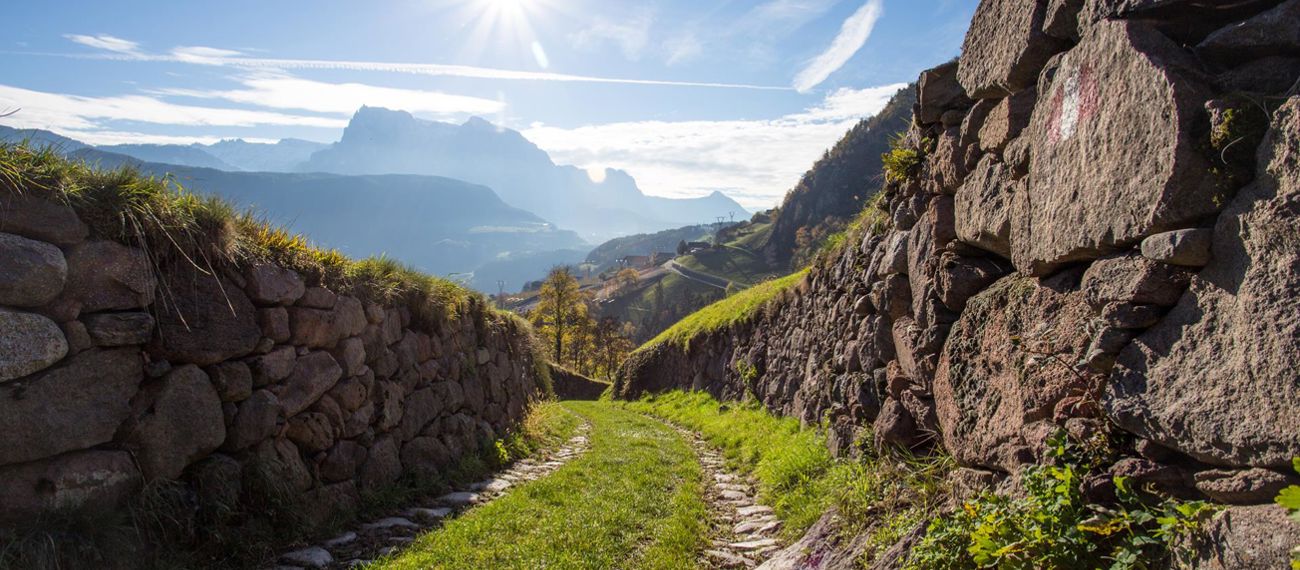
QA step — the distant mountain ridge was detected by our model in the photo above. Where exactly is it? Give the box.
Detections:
[300,107,747,241]
[0,127,585,290]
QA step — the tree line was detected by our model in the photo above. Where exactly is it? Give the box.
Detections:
[529,267,636,381]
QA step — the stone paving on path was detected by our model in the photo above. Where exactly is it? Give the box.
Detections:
[272,423,591,569]
[674,427,785,569]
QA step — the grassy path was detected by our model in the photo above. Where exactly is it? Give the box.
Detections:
[370,401,707,570]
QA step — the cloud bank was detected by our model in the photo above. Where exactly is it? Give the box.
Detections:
[525,83,907,209]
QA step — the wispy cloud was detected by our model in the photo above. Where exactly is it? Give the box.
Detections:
[569,9,654,61]
[0,83,346,135]
[64,34,141,55]
[155,74,505,117]
[56,34,791,92]
[793,0,884,92]
[524,83,907,209]
[663,33,703,66]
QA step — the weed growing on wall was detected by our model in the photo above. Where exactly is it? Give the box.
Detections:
[907,433,1214,570]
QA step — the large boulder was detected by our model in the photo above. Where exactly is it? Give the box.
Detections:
[150,268,259,366]
[124,364,226,480]
[1104,97,1300,468]
[224,389,280,451]
[83,311,155,346]
[0,349,142,465]
[1014,20,1221,275]
[246,438,312,495]
[958,0,1068,98]
[1197,0,1300,63]
[1180,505,1300,569]
[0,450,140,523]
[0,192,88,246]
[0,308,68,382]
[934,273,1100,472]
[954,155,1014,258]
[243,263,305,305]
[60,240,156,312]
[917,61,973,124]
[277,351,343,417]
[360,435,401,491]
[0,232,66,307]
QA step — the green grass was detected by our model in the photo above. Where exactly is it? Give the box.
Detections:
[677,246,780,287]
[626,391,952,565]
[639,268,809,351]
[370,401,707,570]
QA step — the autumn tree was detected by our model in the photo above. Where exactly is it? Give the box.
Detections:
[531,267,586,363]
[614,268,639,293]
[591,317,635,380]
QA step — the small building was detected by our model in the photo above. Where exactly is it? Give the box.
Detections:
[620,255,651,268]
[651,251,675,264]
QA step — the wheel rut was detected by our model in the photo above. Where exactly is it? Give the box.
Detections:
[274,422,591,569]
[670,425,785,569]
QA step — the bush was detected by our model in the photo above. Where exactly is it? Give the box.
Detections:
[907,433,1214,570]
[881,132,930,183]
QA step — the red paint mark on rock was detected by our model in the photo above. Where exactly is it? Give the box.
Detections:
[1046,62,1098,146]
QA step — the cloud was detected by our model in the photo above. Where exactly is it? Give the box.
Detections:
[524,83,907,209]
[664,34,703,66]
[65,34,141,55]
[155,74,505,117]
[0,83,347,135]
[568,10,654,61]
[793,0,884,92]
[61,33,789,91]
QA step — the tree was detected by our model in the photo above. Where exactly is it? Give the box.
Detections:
[531,267,586,363]
[676,239,688,256]
[592,317,635,381]
[614,268,639,293]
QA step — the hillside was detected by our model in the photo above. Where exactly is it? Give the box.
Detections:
[300,107,747,241]
[583,223,722,273]
[97,143,240,170]
[763,84,916,267]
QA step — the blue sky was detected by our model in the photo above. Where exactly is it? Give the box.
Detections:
[0,0,977,208]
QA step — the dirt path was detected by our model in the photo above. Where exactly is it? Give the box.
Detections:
[274,423,591,569]
[673,426,785,568]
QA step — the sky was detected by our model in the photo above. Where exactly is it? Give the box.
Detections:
[0,0,977,209]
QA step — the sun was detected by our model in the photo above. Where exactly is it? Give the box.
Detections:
[458,0,558,67]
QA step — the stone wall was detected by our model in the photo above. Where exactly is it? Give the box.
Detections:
[551,366,610,400]
[621,0,1300,564]
[0,193,548,529]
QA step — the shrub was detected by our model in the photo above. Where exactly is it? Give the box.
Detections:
[881,132,930,184]
[907,433,1214,570]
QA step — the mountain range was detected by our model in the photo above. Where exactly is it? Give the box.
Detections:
[0,111,746,291]
[300,108,745,241]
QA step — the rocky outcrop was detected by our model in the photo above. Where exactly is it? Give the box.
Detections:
[0,190,550,533]
[620,1,1300,566]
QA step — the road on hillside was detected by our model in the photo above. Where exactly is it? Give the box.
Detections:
[663,260,731,290]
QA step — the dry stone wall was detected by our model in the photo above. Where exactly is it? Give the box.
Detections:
[621,0,1300,564]
[0,194,548,530]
